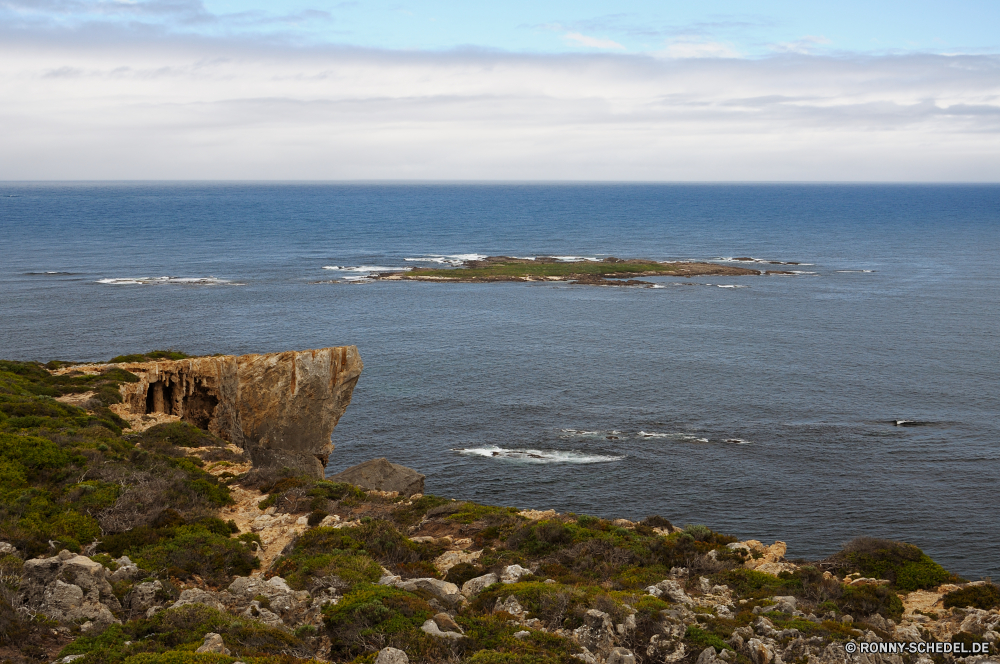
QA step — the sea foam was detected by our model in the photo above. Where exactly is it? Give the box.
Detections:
[455,446,623,464]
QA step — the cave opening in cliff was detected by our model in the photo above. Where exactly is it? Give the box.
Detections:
[144,380,174,415]
[182,381,219,431]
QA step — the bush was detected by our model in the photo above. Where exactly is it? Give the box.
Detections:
[943,584,1000,610]
[685,625,734,652]
[829,538,957,591]
[322,583,434,658]
[137,422,225,449]
[836,583,904,619]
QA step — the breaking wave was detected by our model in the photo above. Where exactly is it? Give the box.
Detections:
[96,276,240,286]
[454,446,624,464]
[404,254,487,266]
[638,431,710,442]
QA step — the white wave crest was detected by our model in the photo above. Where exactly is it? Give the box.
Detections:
[551,255,600,262]
[716,284,748,289]
[96,276,239,286]
[455,446,623,464]
[322,265,409,273]
[638,431,709,442]
[724,438,752,445]
[404,254,487,266]
[835,270,876,273]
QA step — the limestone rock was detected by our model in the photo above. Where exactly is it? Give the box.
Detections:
[647,579,694,605]
[328,458,424,496]
[960,609,1000,636]
[434,549,482,574]
[696,647,720,664]
[745,638,774,664]
[375,647,410,664]
[127,581,164,616]
[501,564,532,584]
[420,618,465,639]
[109,346,363,477]
[195,633,230,655]
[0,542,16,555]
[608,647,636,664]
[462,573,498,597]
[573,609,615,657]
[173,588,225,612]
[432,612,463,633]
[21,552,122,626]
[495,596,525,616]
[647,634,686,663]
[395,578,463,607]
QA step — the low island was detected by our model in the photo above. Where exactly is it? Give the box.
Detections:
[375,256,773,286]
[0,349,996,664]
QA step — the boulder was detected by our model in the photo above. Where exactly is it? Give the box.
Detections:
[647,579,694,605]
[420,619,465,639]
[328,458,424,496]
[495,596,525,616]
[607,647,636,664]
[960,609,1000,636]
[573,609,615,657]
[745,638,774,664]
[0,542,16,555]
[696,647,720,664]
[395,578,463,607]
[647,635,686,663]
[20,551,122,626]
[462,573,498,597]
[108,346,363,477]
[501,564,532,584]
[375,648,410,664]
[127,581,164,616]
[195,633,230,655]
[432,612,463,633]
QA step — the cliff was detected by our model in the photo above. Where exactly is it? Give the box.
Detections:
[66,347,363,477]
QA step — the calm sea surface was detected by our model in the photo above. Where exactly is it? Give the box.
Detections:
[1,183,998,578]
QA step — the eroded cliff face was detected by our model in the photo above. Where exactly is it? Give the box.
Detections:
[109,347,362,477]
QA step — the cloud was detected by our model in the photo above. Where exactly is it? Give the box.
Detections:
[0,28,998,181]
[563,32,625,50]
[769,35,832,54]
[659,38,740,59]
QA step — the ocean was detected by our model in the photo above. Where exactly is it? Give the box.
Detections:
[1,182,998,579]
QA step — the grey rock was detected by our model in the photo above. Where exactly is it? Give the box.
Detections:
[647,635,686,663]
[573,609,615,657]
[893,624,922,642]
[745,638,774,664]
[0,542,16,555]
[374,647,409,664]
[127,581,163,616]
[173,588,225,612]
[195,633,230,655]
[607,647,636,664]
[647,579,694,605]
[420,618,465,639]
[395,577,463,607]
[961,609,1000,636]
[328,458,424,496]
[495,596,524,616]
[513,630,530,640]
[696,647,720,664]
[462,573,498,597]
[242,601,284,627]
[21,553,121,626]
[573,649,599,664]
[501,564,532,584]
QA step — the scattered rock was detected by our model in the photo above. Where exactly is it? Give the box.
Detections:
[607,647,636,664]
[0,542,17,555]
[195,633,230,655]
[328,457,424,496]
[495,596,525,616]
[514,630,531,640]
[432,612,463,633]
[462,573,498,597]
[745,638,774,664]
[960,609,1000,636]
[434,549,482,574]
[573,609,615,658]
[395,578,464,607]
[172,588,225,612]
[696,647,720,664]
[20,551,122,627]
[647,579,694,605]
[374,647,409,664]
[420,618,465,639]
[501,564,532,584]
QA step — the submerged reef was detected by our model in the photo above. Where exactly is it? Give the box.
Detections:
[0,353,996,664]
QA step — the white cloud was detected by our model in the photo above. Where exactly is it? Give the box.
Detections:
[658,38,740,59]
[0,30,998,181]
[563,31,625,50]
[769,35,832,54]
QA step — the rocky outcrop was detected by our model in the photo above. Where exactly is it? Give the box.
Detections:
[20,550,122,627]
[106,347,362,477]
[328,458,424,496]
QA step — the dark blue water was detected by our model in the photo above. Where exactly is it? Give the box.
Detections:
[2,183,998,579]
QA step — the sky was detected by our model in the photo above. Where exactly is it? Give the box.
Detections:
[2,0,1000,180]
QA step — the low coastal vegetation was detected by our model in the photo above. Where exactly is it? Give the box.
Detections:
[0,355,994,664]
[376,256,761,285]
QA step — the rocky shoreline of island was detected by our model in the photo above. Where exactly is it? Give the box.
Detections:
[372,256,773,286]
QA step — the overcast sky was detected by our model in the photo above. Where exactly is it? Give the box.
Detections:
[2,0,999,180]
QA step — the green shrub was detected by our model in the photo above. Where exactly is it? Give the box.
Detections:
[686,625,734,652]
[138,422,226,449]
[836,583,904,619]
[322,583,434,658]
[125,525,259,585]
[830,538,957,591]
[109,351,190,364]
[943,584,1000,610]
